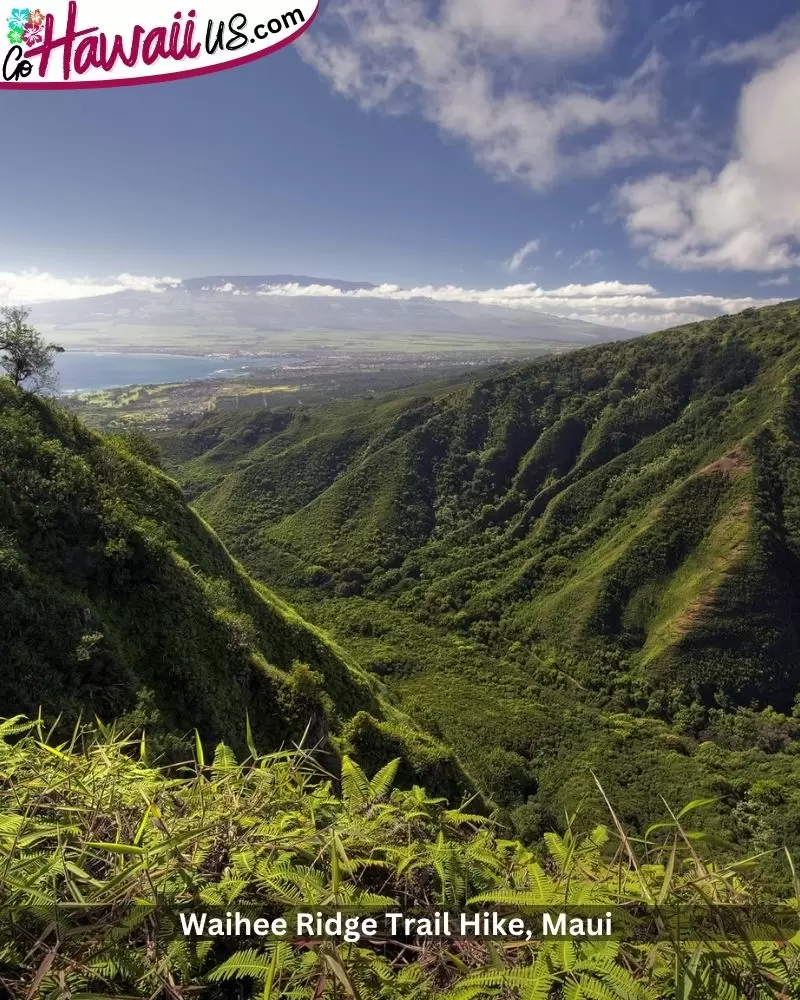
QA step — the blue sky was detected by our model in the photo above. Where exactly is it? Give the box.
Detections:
[1,0,799,330]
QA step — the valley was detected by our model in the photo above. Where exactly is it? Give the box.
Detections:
[4,299,800,996]
[154,299,800,890]
[6,1,799,986]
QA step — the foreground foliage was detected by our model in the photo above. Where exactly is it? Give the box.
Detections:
[1,718,799,999]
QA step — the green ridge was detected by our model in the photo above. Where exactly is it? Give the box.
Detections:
[160,302,800,882]
[0,381,467,796]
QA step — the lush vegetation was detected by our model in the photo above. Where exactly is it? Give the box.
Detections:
[2,717,799,999]
[159,301,800,884]
[0,382,464,792]
[5,302,800,994]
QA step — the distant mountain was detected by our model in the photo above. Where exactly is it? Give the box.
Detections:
[181,274,379,293]
[30,274,632,352]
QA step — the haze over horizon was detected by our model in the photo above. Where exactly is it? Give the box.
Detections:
[28,273,636,355]
[2,271,795,338]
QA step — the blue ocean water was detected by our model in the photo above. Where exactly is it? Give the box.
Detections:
[55,352,293,392]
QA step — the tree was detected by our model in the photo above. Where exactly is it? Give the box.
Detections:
[0,306,64,393]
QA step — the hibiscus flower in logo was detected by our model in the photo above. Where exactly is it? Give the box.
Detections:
[6,7,29,30]
[7,25,23,44]
[26,6,43,25]
[22,19,41,44]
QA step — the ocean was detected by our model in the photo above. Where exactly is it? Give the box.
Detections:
[54,352,294,392]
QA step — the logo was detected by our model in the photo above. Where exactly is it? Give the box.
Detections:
[1,0,319,88]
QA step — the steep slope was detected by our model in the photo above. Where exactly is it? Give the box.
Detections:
[0,382,466,794]
[160,303,800,867]
[170,301,800,713]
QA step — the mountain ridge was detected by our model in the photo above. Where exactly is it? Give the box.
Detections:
[156,301,800,866]
[0,381,468,795]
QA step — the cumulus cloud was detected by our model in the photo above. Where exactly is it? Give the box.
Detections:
[252,278,779,331]
[299,1,800,278]
[506,239,541,272]
[296,0,687,191]
[0,271,180,304]
[617,44,800,271]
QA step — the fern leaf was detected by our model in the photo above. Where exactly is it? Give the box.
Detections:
[368,758,400,801]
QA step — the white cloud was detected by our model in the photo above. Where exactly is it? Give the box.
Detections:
[113,273,182,293]
[296,0,687,191]
[699,16,800,67]
[444,0,610,57]
[506,239,541,272]
[3,269,785,334]
[759,275,791,287]
[300,1,800,278]
[617,45,800,271]
[0,270,180,304]
[251,279,779,331]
